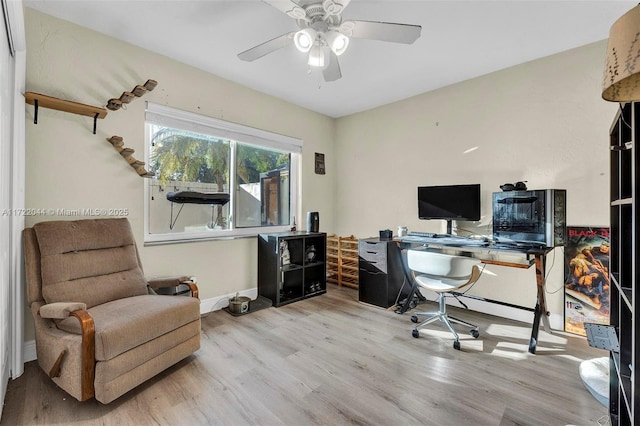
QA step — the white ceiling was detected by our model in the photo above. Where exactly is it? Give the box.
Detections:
[24,0,636,118]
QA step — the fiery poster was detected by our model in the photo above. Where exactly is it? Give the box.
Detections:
[564,227,610,336]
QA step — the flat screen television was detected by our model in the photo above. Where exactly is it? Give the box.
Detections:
[417,184,481,234]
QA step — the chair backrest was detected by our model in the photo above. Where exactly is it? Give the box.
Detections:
[24,218,148,309]
[407,249,481,279]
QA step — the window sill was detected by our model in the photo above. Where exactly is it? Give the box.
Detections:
[143,225,293,246]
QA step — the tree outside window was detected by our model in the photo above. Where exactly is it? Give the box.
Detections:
[147,125,291,236]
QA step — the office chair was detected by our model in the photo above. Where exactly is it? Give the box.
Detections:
[407,249,482,350]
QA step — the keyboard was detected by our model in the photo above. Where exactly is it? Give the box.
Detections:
[407,231,437,238]
[401,235,490,246]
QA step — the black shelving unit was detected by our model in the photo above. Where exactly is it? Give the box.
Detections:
[609,102,639,425]
[258,232,326,307]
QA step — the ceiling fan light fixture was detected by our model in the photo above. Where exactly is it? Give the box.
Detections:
[242,1,423,82]
[325,31,349,56]
[308,44,326,68]
[294,28,317,53]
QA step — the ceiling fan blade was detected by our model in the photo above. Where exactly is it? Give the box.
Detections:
[238,32,295,62]
[338,0,352,10]
[344,20,422,44]
[323,51,342,82]
[262,0,306,20]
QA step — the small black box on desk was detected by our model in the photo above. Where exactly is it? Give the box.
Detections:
[379,229,393,240]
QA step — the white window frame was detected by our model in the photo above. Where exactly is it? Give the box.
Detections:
[144,102,301,244]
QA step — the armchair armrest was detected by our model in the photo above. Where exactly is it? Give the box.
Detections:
[69,310,95,401]
[38,302,87,319]
[147,275,191,290]
[184,281,199,299]
[147,276,199,299]
[38,302,95,401]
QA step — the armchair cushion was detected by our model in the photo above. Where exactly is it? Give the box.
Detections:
[56,294,200,361]
[39,302,87,319]
[33,219,148,308]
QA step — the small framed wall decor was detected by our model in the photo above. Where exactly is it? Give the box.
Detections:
[315,152,325,175]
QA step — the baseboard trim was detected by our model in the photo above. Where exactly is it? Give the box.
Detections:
[1,357,10,419]
[23,288,260,363]
[22,340,36,364]
[441,296,565,332]
[458,297,531,322]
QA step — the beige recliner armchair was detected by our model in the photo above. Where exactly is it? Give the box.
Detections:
[23,218,201,404]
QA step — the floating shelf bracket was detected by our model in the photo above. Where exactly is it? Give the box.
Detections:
[25,92,108,134]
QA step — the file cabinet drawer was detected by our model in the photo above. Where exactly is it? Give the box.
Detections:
[359,240,388,270]
[358,238,406,308]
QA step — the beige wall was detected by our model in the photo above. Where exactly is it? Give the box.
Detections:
[23,9,335,340]
[334,40,617,326]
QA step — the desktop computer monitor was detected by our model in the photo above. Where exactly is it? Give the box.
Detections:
[417,184,481,234]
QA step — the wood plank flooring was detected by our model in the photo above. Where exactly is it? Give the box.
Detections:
[1,286,609,425]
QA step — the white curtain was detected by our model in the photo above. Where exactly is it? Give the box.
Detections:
[0,1,26,415]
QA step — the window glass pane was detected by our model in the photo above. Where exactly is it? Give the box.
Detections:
[235,143,290,228]
[144,103,300,243]
[148,125,230,234]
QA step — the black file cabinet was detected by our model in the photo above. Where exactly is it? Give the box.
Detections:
[358,238,406,308]
[258,232,326,307]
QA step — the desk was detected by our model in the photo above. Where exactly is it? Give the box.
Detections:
[397,236,553,354]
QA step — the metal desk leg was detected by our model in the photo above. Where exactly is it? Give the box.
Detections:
[529,252,551,354]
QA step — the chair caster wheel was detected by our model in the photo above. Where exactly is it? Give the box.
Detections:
[471,329,480,338]
[412,329,420,338]
[409,300,417,309]
[410,315,419,323]
[453,341,461,350]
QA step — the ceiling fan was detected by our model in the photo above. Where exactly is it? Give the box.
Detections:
[238,0,422,82]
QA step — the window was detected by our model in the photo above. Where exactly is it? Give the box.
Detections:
[144,103,301,244]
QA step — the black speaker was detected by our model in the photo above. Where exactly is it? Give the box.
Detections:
[306,212,319,232]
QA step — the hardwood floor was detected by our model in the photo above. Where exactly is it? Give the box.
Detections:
[1,285,609,425]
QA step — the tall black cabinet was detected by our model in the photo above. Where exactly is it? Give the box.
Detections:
[609,102,639,425]
[258,232,326,307]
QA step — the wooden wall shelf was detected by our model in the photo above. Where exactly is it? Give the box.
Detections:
[25,92,107,134]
